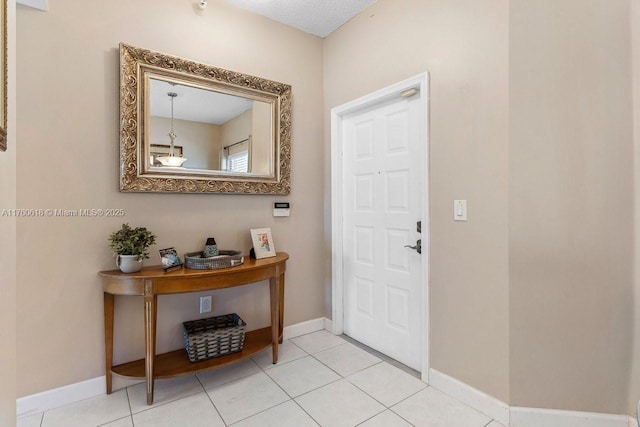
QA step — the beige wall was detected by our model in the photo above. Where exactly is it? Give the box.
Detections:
[324,0,511,402]
[220,108,251,169]
[326,0,638,415]
[0,1,17,424]
[510,0,634,414]
[150,116,221,169]
[16,0,323,396]
[251,101,272,174]
[14,0,640,419]
[629,0,640,416]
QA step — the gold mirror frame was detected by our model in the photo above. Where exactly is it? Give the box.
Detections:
[119,43,291,194]
[0,0,7,152]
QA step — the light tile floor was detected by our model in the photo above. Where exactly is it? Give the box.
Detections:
[17,331,507,427]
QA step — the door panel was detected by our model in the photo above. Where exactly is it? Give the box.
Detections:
[343,94,422,370]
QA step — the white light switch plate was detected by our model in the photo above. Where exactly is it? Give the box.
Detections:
[454,200,467,221]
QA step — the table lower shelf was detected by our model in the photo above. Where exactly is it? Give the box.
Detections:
[111,327,273,379]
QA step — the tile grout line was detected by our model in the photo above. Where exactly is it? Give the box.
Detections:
[290,398,323,427]
[387,406,418,427]
[282,344,360,425]
[197,367,258,391]
[126,375,204,418]
[284,368,363,426]
[323,337,418,383]
[125,386,133,420]
[206,362,290,425]
[262,338,347,400]
[303,338,385,380]
[352,407,393,426]
[281,339,394,425]
[96,415,133,427]
[28,333,473,427]
[344,334,502,426]
[235,372,285,425]
[259,352,308,372]
[287,375,344,401]
[196,373,229,427]
[307,342,398,408]
[285,334,426,426]
[253,336,350,426]
[289,333,346,355]
[201,347,318,426]
[224,355,300,426]
[340,333,493,427]
[344,365,422,410]
[308,351,349,378]
[386,387,431,427]
[340,334,421,379]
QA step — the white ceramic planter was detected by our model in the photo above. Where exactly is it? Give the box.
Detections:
[116,254,143,273]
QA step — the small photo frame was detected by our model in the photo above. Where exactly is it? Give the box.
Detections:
[250,228,276,259]
[159,247,182,271]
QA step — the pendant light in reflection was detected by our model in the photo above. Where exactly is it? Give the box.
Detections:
[156,92,188,168]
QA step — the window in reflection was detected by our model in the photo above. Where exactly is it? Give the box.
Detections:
[222,137,251,173]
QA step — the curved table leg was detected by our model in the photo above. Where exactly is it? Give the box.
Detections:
[278,273,285,344]
[270,277,280,364]
[104,293,114,394]
[144,280,157,405]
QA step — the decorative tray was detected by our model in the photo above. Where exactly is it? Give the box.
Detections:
[184,250,244,270]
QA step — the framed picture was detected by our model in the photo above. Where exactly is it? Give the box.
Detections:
[159,247,182,271]
[150,144,183,167]
[250,228,276,259]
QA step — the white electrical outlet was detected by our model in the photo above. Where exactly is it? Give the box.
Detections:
[199,296,212,314]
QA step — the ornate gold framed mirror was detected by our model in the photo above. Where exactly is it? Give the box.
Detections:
[119,43,291,194]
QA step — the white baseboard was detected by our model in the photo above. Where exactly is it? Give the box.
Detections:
[427,369,637,427]
[17,317,329,417]
[428,368,510,425]
[16,376,106,417]
[510,406,631,427]
[17,318,637,426]
[282,317,326,340]
[323,317,333,332]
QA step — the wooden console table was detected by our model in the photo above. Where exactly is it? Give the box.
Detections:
[99,252,288,405]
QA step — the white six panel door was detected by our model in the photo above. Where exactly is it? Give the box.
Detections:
[342,93,422,371]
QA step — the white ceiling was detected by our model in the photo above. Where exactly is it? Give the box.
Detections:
[17,0,376,38]
[20,0,376,118]
[224,0,377,38]
[149,79,253,125]
[16,0,48,11]
[147,0,381,124]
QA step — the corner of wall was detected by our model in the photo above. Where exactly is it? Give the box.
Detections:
[0,0,18,424]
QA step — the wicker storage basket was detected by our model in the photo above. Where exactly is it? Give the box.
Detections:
[183,313,246,362]
[184,250,244,270]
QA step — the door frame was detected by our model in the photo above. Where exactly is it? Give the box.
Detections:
[330,72,430,382]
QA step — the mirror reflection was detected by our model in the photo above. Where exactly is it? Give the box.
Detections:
[119,43,291,194]
[147,79,274,176]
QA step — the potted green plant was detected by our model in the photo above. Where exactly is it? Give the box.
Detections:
[109,224,157,273]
